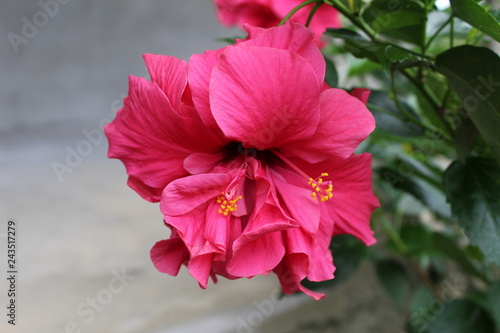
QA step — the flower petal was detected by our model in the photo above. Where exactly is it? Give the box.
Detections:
[188,253,213,289]
[161,173,230,216]
[143,54,187,112]
[105,76,191,202]
[318,154,379,245]
[227,203,293,276]
[268,164,321,234]
[183,152,227,174]
[214,0,279,28]
[188,48,228,138]
[273,262,325,300]
[280,88,376,163]
[242,21,325,83]
[150,236,189,276]
[210,46,321,150]
[349,88,371,104]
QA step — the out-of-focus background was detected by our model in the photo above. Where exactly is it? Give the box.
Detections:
[0,1,403,332]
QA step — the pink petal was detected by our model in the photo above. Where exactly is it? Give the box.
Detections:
[242,21,325,83]
[318,154,379,245]
[143,54,187,112]
[349,88,371,104]
[166,207,225,258]
[105,76,191,202]
[214,0,279,28]
[227,203,294,276]
[150,236,189,276]
[274,262,325,300]
[210,46,321,150]
[188,48,228,139]
[267,164,320,234]
[183,152,227,174]
[188,253,213,288]
[286,228,335,281]
[161,173,230,216]
[280,88,376,163]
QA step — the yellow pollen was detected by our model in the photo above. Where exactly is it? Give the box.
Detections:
[308,173,334,202]
[216,192,242,216]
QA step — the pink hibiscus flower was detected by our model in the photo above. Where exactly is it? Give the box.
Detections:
[213,0,341,46]
[105,22,378,299]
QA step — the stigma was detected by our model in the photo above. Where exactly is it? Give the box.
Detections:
[216,192,242,216]
[308,173,333,202]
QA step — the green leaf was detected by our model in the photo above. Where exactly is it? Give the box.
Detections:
[325,28,365,41]
[362,0,427,45]
[444,158,500,264]
[408,287,434,333]
[436,46,500,165]
[431,232,487,282]
[450,0,500,42]
[428,299,495,333]
[326,28,427,71]
[215,36,243,45]
[400,224,433,254]
[324,55,338,88]
[347,58,382,77]
[487,281,500,330]
[375,259,410,306]
[363,0,426,32]
[367,91,424,137]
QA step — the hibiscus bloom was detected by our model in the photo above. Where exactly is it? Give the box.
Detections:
[213,0,342,46]
[105,22,378,299]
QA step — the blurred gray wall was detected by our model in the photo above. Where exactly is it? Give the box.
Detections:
[1,0,237,133]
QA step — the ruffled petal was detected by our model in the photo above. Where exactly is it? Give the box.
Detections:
[188,48,228,138]
[280,88,376,163]
[210,46,321,150]
[161,173,230,216]
[188,253,214,289]
[227,203,294,276]
[105,76,190,202]
[143,54,187,112]
[273,262,325,300]
[267,164,321,234]
[242,21,325,83]
[150,236,189,276]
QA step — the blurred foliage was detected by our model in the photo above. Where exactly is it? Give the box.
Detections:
[298,0,500,331]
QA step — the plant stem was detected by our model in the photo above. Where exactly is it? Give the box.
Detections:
[377,211,409,255]
[390,69,450,137]
[424,16,453,51]
[279,0,321,26]
[305,1,323,27]
[325,0,378,40]
[450,17,455,48]
[401,69,454,139]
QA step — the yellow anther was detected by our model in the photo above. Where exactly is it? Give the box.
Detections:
[216,192,242,216]
[308,173,334,203]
